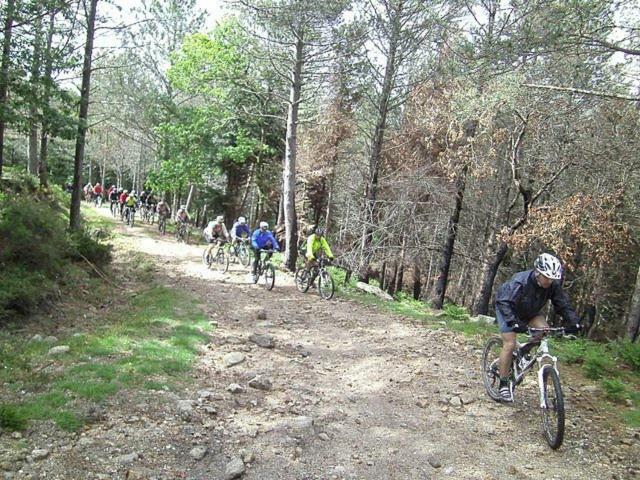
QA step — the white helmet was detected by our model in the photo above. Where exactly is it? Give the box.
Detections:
[216,215,224,223]
[534,253,562,280]
[180,205,187,210]
[259,221,268,229]
[238,216,246,224]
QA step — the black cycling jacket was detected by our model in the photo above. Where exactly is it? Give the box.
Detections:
[495,270,580,326]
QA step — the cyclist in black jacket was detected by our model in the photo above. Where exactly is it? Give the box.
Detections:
[495,253,581,402]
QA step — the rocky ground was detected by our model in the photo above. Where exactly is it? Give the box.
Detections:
[1,212,638,480]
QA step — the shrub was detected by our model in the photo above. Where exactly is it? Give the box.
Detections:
[67,230,112,267]
[0,404,28,431]
[443,302,470,321]
[583,346,615,380]
[555,338,589,365]
[613,341,640,374]
[601,378,627,403]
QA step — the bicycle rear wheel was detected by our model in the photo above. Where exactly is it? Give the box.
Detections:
[481,337,503,402]
[540,366,565,449]
[264,264,275,290]
[318,270,335,300]
[295,268,310,293]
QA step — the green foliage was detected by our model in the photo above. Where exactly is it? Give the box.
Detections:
[612,341,640,373]
[583,346,615,380]
[554,338,590,364]
[0,179,111,318]
[0,286,212,432]
[443,302,470,321]
[0,404,28,431]
[601,378,627,403]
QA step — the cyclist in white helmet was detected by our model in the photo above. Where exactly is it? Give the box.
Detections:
[494,253,581,402]
[250,221,280,282]
[203,214,230,259]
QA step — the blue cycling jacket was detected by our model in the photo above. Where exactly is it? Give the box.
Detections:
[231,222,251,239]
[495,270,580,327]
[251,229,280,251]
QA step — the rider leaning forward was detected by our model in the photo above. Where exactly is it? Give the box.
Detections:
[495,253,581,402]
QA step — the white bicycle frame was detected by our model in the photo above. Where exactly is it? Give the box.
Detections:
[536,338,559,409]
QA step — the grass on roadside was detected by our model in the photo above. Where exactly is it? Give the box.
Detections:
[0,286,212,432]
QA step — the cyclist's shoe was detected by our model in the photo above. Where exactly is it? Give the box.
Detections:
[499,384,513,403]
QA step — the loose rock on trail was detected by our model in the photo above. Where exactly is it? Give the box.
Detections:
[1,211,638,480]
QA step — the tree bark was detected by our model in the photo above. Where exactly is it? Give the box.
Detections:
[432,165,468,309]
[28,13,43,176]
[473,241,509,315]
[358,22,399,282]
[0,0,15,178]
[70,0,99,231]
[412,261,421,300]
[185,183,195,211]
[627,264,640,342]
[282,33,304,271]
[38,10,56,187]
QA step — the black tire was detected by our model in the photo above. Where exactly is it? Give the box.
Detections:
[318,270,335,300]
[238,244,250,267]
[202,247,213,268]
[264,264,275,290]
[482,337,503,402]
[295,268,310,293]
[130,211,135,227]
[541,366,565,449]
[213,248,229,273]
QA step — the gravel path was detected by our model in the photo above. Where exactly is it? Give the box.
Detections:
[2,211,638,480]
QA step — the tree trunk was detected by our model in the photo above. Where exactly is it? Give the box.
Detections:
[432,165,468,309]
[38,10,56,187]
[473,241,509,315]
[28,14,43,176]
[387,261,398,296]
[412,262,421,300]
[0,0,15,178]
[358,24,399,282]
[395,234,407,294]
[70,0,99,231]
[185,184,195,211]
[282,34,304,271]
[627,264,640,342]
[380,261,387,291]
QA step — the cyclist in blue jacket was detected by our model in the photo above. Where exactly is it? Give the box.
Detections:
[251,221,280,282]
[495,253,581,402]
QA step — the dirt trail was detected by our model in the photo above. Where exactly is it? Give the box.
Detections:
[4,211,639,480]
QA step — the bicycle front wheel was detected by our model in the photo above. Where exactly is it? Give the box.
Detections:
[238,245,250,267]
[202,248,213,268]
[481,337,503,402]
[318,270,335,300]
[214,249,229,273]
[540,366,565,449]
[295,268,310,293]
[264,264,275,290]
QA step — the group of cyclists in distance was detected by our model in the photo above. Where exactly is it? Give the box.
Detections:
[86,182,336,285]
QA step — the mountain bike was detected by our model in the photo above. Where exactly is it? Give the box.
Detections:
[252,249,275,290]
[124,205,136,227]
[110,199,119,217]
[94,194,103,208]
[295,256,335,300]
[482,327,574,449]
[147,205,156,225]
[203,240,229,273]
[174,221,190,243]
[140,204,150,223]
[158,215,168,235]
[228,238,251,267]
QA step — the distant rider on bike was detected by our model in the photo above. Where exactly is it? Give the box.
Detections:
[156,200,170,220]
[203,215,230,259]
[176,205,190,224]
[251,221,280,282]
[495,253,581,402]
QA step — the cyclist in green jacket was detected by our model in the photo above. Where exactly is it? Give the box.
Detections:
[305,227,334,268]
